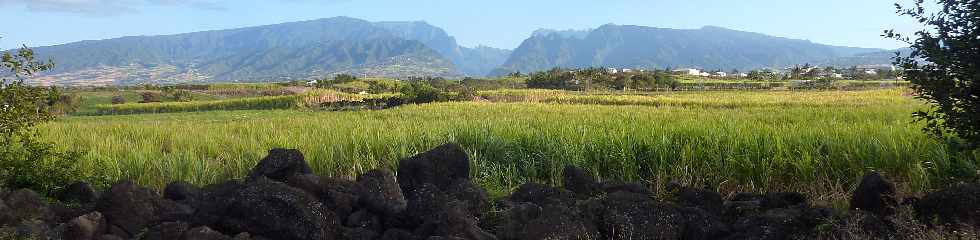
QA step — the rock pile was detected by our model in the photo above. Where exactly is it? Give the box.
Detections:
[0,143,978,239]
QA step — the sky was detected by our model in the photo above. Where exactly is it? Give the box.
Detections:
[0,0,924,51]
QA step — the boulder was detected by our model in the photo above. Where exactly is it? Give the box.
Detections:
[219,177,340,240]
[802,210,896,240]
[397,143,470,192]
[913,182,980,227]
[381,228,415,240]
[96,234,126,240]
[165,181,202,202]
[590,191,685,240]
[285,174,325,197]
[493,202,542,239]
[96,180,193,236]
[445,180,489,217]
[60,182,100,204]
[562,165,598,198]
[727,207,833,240]
[850,172,899,217]
[761,192,808,210]
[246,148,313,182]
[346,210,382,233]
[358,169,407,216]
[142,221,190,240]
[679,207,731,240]
[188,180,245,227]
[507,183,575,208]
[598,181,652,196]
[321,177,363,220]
[403,183,452,227]
[61,212,106,240]
[182,226,233,240]
[2,189,48,225]
[498,204,598,240]
[341,227,380,240]
[669,184,724,216]
[413,202,495,240]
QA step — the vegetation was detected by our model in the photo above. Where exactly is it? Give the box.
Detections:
[889,0,980,150]
[40,89,969,202]
[0,45,84,194]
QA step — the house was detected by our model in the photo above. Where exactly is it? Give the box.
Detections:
[713,72,728,78]
[672,68,702,76]
[699,72,711,77]
[606,68,619,74]
[622,68,633,73]
[306,80,319,86]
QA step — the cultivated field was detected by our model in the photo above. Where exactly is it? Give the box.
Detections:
[40,88,963,203]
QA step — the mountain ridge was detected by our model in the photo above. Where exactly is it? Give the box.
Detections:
[490,24,889,76]
[21,17,899,85]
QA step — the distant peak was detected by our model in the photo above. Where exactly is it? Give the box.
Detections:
[531,28,592,39]
[701,25,729,30]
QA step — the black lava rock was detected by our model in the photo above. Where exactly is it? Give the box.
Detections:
[219,177,340,240]
[850,172,898,217]
[562,165,598,198]
[914,182,980,228]
[60,182,99,204]
[397,143,470,192]
[358,169,407,216]
[246,148,313,182]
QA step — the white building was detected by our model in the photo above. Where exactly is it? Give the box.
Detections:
[672,68,702,76]
[713,72,728,78]
[606,68,619,74]
[622,68,633,73]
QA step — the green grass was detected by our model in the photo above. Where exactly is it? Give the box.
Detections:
[72,90,225,114]
[40,89,970,200]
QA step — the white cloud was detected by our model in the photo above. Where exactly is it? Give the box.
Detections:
[0,0,229,15]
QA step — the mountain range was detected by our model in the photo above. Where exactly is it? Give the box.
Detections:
[21,17,897,85]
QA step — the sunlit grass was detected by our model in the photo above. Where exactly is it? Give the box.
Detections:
[40,89,967,199]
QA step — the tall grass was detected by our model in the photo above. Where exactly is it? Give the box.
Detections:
[92,90,404,115]
[93,95,301,115]
[40,89,969,199]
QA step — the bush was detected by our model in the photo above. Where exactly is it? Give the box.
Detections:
[890,0,980,150]
[111,95,126,104]
[400,82,446,104]
[171,90,194,102]
[0,45,87,194]
[141,92,162,103]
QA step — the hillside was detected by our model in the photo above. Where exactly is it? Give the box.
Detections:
[490,25,889,75]
[28,17,489,85]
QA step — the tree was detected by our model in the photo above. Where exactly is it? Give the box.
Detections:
[887,0,980,150]
[0,44,83,193]
[334,74,358,83]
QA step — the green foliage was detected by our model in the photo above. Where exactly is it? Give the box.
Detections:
[96,95,300,115]
[889,0,980,150]
[526,68,577,90]
[40,89,950,197]
[333,81,371,93]
[170,90,195,102]
[400,81,446,103]
[334,74,358,83]
[0,45,86,194]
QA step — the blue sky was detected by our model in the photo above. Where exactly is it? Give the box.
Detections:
[0,0,922,51]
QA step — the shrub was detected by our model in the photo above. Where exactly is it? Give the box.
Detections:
[890,0,980,150]
[0,45,87,194]
[111,95,126,104]
[171,90,194,102]
[141,92,162,103]
[400,82,446,103]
